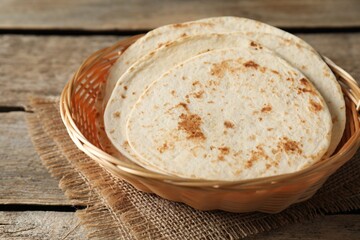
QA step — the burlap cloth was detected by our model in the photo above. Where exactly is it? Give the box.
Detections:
[26,96,360,240]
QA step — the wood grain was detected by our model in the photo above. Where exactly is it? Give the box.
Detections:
[0,35,119,108]
[0,33,359,108]
[0,212,359,239]
[0,0,359,31]
[0,112,71,205]
[250,215,360,240]
[0,211,87,239]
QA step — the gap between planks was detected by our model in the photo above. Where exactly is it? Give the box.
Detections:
[0,26,360,37]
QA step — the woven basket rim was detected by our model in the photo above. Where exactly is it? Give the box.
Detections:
[60,37,360,189]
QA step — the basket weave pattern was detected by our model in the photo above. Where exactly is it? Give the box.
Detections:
[60,36,360,213]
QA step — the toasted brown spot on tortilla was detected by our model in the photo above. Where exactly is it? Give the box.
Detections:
[110,129,115,134]
[218,146,230,155]
[296,43,302,49]
[324,70,330,77]
[217,146,230,161]
[246,145,268,169]
[309,99,323,112]
[266,163,271,170]
[297,87,316,95]
[211,61,230,78]
[132,91,136,95]
[250,41,263,49]
[271,70,279,75]
[178,113,205,140]
[260,67,267,73]
[192,90,204,98]
[157,143,168,153]
[243,60,259,69]
[113,111,121,118]
[278,137,303,154]
[192,81,200,86]
[149,51,155,56]
[224,121,235,129]
[123,86,128,90]
[250,41,258,47]
[171,90,176,96]
[261,104,272,113]
[121,94,126,99]
[259,117,263,121]
[176,102,188,111]
[300,78,310,86]
[181,33,187,37]
[173,23,185,28]
[208,100,214,104]
[267,128,273,131]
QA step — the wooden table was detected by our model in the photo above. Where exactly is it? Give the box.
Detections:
[1,1,359,239]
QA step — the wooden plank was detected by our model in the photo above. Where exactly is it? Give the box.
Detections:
[0,212,359,239]
[0,35,119,107]
[0,211,88,239]
[0,112,71,205]
[0,0,359,31]
[250,215,360,240]
[0,33,359,108]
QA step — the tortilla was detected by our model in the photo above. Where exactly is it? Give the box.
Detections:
[125,48,332,180]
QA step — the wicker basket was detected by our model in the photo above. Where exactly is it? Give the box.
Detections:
[60,35,360,213]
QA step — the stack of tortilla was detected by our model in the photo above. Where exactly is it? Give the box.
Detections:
[103,17,345,181]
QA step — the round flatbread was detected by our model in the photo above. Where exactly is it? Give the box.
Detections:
[126,48,332,180]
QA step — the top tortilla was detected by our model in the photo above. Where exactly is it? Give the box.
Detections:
[125,48,332,180]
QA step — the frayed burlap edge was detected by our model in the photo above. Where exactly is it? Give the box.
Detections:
[25,96,360,240]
